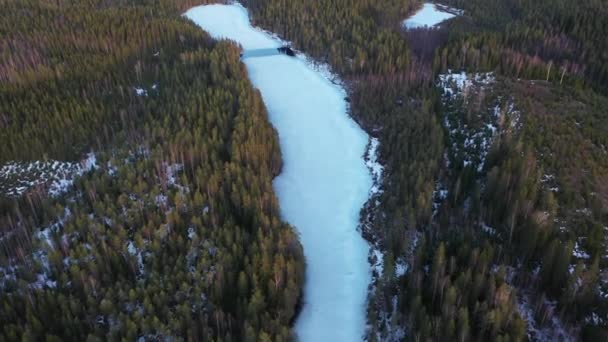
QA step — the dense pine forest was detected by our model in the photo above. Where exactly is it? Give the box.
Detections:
[0,0,303,340]
[1,0,608,341]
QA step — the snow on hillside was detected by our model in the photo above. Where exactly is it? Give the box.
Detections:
[0,153,97,198]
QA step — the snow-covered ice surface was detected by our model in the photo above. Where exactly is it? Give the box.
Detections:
[185,4,372,341]
[403,3,461,29]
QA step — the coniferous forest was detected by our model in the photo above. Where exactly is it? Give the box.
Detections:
[0,0,303,340]
[1,0,608,341]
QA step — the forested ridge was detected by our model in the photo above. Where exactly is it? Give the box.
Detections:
[0,0,303,340]
[244,0,608,340]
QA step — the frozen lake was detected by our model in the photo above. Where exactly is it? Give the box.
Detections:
[403,3,461,29]
[185,4,372,341]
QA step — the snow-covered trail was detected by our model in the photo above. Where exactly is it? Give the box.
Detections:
[185,4,372,341]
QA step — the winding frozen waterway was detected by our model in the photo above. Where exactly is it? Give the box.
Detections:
[185,4,372,341]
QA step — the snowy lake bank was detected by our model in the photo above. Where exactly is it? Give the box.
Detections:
[403,2,462,29]
[185,4,373,341]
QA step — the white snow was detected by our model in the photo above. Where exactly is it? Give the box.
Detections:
[165,163,183,186]
[0,208,73,291]
[186,4,372,341]
[187,226,196,240]
[366,138,383,180]
[481,222,497,235]
[154,194,168,207]
[403,3,461,29]
[126,241,145,275]
[395,259,408,277]
[366,138,384,195]
[35,207,72,249]
[134,87,147,96]
[1,153,97,198]
[82,152,98,170]
[517,294,576,341]
[573,242,590,259]
[127,241,137,255]
[432,177,449,216]
[486,123,497,134]
[587,312,604,326]
[371,248,385,276]
[541,174,555,183]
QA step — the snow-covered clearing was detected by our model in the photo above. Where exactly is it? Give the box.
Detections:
[185,4,373,341]
[403,3,462,29]
[0,153,97,198]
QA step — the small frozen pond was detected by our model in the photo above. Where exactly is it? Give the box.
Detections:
[403,2,462,29]
[185,4,372,341]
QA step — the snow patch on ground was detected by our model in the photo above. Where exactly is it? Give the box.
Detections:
[134,87,147,96]
[573,241,590,259]
[0,153,97,198]
[126,240,145,276]
[187,228,196,242]
[1,208,73,291]
[35,207,72,249]
[481,222,497,235]
[517,294,577,342]
[366,137,384,195]
[369,231,419,340]
[134,83,160,96]
[505,264,577,341]
[371,248,385,277]
[165,163,183,186]
[395,258,408,277]
[432,177,449,216]
[403,3,462,29]
[375,294,406,342]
